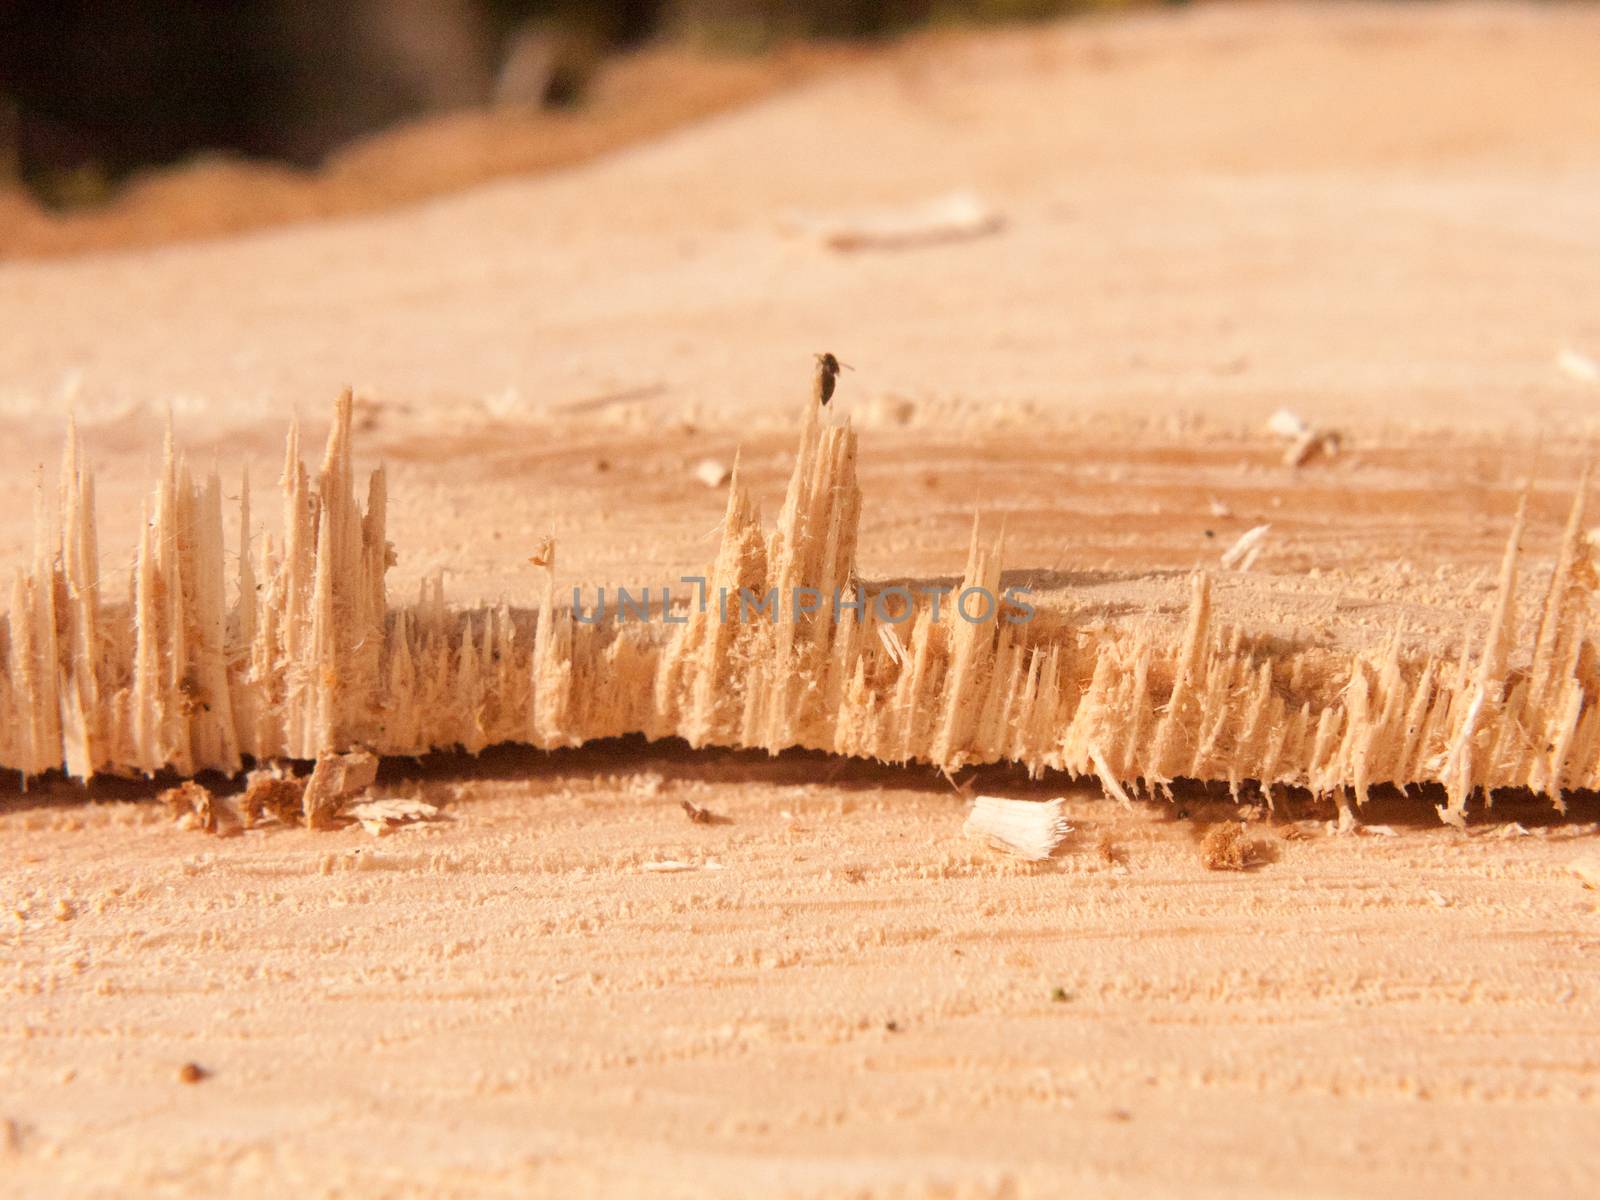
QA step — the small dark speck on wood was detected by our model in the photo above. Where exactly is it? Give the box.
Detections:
[682,798,729,825]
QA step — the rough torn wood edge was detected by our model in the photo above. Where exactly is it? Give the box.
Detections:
[2,389,1598,827]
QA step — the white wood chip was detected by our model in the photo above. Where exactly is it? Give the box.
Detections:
[1266,408,1311,439]
[963,796,1072,861]
[877,623,907,667]
[1221,524,1271,571]
[347,798,442,837]
[788,190,1003,252]
[694,459,731,488]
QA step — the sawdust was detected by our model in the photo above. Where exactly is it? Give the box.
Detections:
[239,768,306,828]
[158,781,235,836]
[1095,832,1125,866]
[5,762,1598,1194]
[1199,821,1258,871]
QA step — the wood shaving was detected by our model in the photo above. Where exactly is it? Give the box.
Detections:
[302,750,379,830]
[1266,407,1340,466]
[962,796,1071,861]
[1284,427,1341,467]
[1220,524,1271,571]
[694,459,731,488]
[640,860,699,873]
[877,623,907,667]
[788,190,1003,252]
[347,798,442,837]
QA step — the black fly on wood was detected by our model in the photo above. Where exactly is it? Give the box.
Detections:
[813,352,853,406]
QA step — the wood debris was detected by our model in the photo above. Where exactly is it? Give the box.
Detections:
[1220,523,1270,571]
[1200,821,1258,871]
[160,780,240,835]
[962,796,1071,861]
[788,190,1003,252]
[346,798,442,836]
[681,798,728,825]
[240,766,305,827]
[1266,408,1311,440]
[1095,832,1126,868]
[694,458,731,488]
[1265,407,1341,466]
[161,780,215,830]
[1573,856,1600,890]
[302,750,379,830]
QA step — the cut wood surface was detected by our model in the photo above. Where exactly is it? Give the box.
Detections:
[6,388,1600,828]
[3,3,1600,1196]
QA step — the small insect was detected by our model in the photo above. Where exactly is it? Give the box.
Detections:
[813,352,853,406]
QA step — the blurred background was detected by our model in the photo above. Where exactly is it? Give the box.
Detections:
[0,0,1163,210]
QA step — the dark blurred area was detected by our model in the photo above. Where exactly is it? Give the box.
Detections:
[0,0,1129,208]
